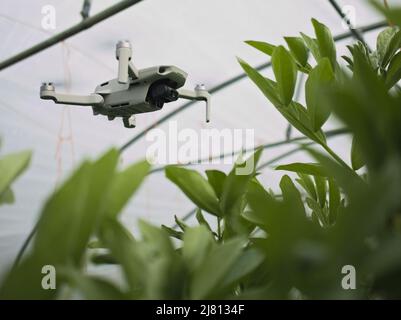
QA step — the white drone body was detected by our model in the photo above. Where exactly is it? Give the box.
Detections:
[40,40,211,128]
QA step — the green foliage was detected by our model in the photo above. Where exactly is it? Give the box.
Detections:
[2,6,401,300]
[0,150,31,205]
[271,46,297,105]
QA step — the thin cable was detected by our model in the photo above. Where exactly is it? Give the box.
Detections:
[327,0,369,48]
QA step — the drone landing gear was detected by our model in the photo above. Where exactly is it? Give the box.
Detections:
[123,115,136,128]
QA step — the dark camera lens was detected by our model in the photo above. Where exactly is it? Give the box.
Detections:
[147,83,179,108]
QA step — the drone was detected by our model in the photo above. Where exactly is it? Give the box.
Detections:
[40,40,211,128]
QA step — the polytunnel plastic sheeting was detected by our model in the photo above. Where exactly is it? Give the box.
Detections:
[0,0,393,275]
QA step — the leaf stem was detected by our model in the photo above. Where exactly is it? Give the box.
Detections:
[320,142,359,178]
[217,217,222,241]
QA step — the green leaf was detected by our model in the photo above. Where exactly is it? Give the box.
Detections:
[271,46,297,105]
[385,51,401,89]
[183,225,214,273]
[190,237,245,299]
[238,57,282,107]
[305,58,334,131]
[161,225,184,240]
[244,180,279,231]
[205,170,227,199]
[66,273,125,300]
[165,166,221,216]
[314,175,327,208]
[377,27,399,68]
[219,248,265,291]
[98,219,143,293]
[34,149,120,266]
[276,162,328,177]
[220,148,263,214]
[174,215,188,232]
[245,40,276,56]
[238,58,326,145]
[306,197,328,226]
[0,150,31,196]
[300,32,321,62]
[351,136,365,170]
[107,159,151,218]
[296,173,317,201]
[284,36,309,67]
[195,209,213,233]
[328,178,341,224]
[311,18,337,69]
[280,175,306,216]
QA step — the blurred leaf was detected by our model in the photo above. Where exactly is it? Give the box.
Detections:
[190,237,245,299]
[183,225,213,273]
[377,27,399,68]
[305,58,334,131]
[174,215,188,232]
[351,136,365,170]
[280,175,306,216]
[0,150,31,197]
[245,181,281,232]
[314,175,327,208]
[296,173,317,201]
[385,51,401,89]
[219,248,265,292]
[306,197,328,226]
[205,170,227,199]
[90,253,117,265]
[311,18,337,69]
[98,219,142,295]
[328,178,341,224]
[161,225,183,240]
[34,149,119,266]
[166,166,221,216]
[0,187,14,205]
[107,159,151,218]
[195,209,214,234]
[66,272,125,300]
[271,46,297,105]
[220,148,262,214]
[276,162,328,177]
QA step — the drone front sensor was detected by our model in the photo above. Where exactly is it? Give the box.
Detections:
[40,40,211,128]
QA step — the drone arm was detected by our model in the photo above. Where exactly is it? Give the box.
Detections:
[40,83,104,106]
[178,88,211,123]
[116,41,133,84]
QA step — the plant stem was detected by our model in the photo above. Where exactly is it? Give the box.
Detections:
[320,143,360,178]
